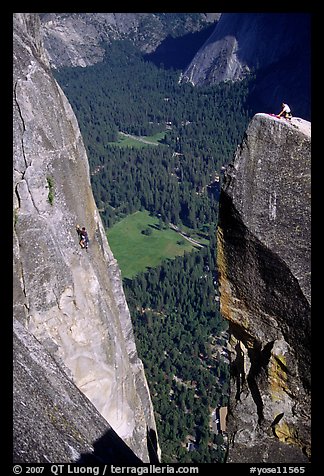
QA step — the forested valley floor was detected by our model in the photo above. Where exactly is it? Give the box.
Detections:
[54,39,253,462]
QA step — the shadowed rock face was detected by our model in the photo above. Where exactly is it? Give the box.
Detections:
[13,319,142,464]
[13,13,158,463]
[181,13,311,120]
[217,114,311,463]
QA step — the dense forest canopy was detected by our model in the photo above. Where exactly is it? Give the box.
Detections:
[124,235,230,463]
[54,39,252,229]
[53,38,253,462]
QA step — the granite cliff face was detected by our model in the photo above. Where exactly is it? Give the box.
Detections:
[13,319,143,464]
[181,13,311,120]
[40,13,219,69]
[13,13,158,463]
[217,114,311,462]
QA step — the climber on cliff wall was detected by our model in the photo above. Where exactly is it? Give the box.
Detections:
[277,102,292,120]
[76,225,89,250]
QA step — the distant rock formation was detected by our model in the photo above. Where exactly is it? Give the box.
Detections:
[13,13,159,463]
[39,13,219,69]
[181,13,311,120]
[217,114,311,462]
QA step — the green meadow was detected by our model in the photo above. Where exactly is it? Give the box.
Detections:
[108,131,167,148]
[107,210,198,278]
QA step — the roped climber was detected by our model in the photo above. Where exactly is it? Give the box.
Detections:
[76,225,89,250]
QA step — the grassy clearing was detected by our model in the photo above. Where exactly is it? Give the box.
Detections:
[108,131,167,148]
[107,210,198,278]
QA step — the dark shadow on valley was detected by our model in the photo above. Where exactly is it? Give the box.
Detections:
[144,24,215,70]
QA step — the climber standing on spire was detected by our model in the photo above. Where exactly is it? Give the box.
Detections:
[277,102,292,120]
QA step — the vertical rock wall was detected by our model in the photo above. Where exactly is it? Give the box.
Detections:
[13,13,159,462]
[217,114,311,462]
